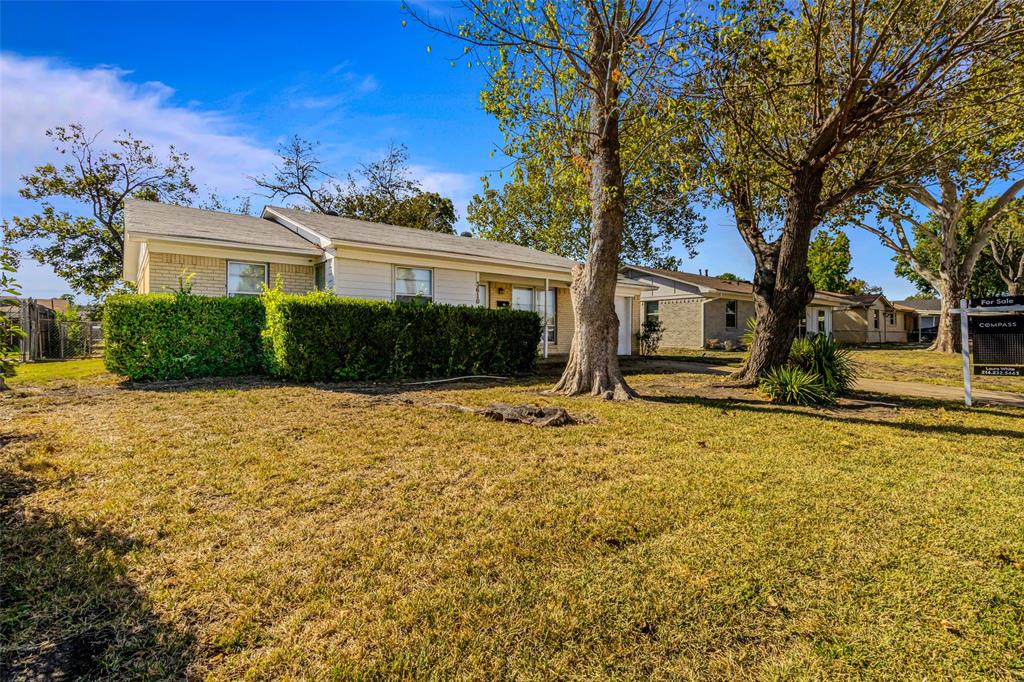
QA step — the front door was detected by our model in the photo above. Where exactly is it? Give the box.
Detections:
[615,296,631,355]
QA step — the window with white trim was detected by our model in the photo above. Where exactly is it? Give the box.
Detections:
[227,261,267,296]
[395,267,432,302]
[817,309,826,333]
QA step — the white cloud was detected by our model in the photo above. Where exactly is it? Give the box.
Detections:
[0,52,277,199]
[408,163,480,226]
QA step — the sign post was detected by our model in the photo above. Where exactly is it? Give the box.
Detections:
[960,295,1024,407]
[960,299,972,407]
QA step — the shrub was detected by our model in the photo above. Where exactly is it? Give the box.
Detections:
[789,334,858,395]
[759,334,859,405]
[104,293,266,380]
[636,319,664,357]
[262,289,541,382]
[759,365,833,406]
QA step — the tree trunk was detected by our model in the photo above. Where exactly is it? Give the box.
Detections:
[732,165,821,385]
[550,9,635,400]
[931,276,965,353]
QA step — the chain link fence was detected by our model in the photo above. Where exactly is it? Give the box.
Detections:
[8,299,103,361]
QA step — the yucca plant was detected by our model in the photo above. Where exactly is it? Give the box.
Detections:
[759,365,834,405]
[789,334,858,394]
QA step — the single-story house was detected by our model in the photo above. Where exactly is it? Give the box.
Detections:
[831,294,920,344]
[122,200,649,356]
[620,266,848,349]
[892,298,942,336]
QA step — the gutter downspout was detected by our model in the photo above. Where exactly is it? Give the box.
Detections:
[543,278,549,359]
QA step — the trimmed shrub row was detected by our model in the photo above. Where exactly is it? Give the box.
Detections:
[262,290,540,381]
[104,294,266,380]
[104,290,541,382]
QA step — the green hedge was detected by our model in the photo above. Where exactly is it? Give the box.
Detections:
[262,290,541,382]
[104,290,541,382]
[104,293,266,380]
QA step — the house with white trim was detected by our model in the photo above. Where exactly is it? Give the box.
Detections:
[122,200,648,356]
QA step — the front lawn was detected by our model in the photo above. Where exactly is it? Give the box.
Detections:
[850,346,1024,393]
[2,366,1023,679]
[5,357,109,386]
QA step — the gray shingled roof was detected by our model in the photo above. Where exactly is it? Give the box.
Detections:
[625,265,850,303]
[893,298,942,311]
[265,206,578,270]
[125,200,323,253]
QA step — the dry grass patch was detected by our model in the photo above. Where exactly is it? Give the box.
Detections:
[2,368,1023,680]
[850,347,1024,393]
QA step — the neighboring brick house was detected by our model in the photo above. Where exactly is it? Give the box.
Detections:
[621,266,847,350]
[123,200,649,357]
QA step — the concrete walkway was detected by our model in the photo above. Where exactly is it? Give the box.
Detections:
[854,377,1024,408]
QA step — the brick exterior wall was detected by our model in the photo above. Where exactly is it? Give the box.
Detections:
[142,252,315,296]
[269,262,316,294]
[703,298,755,348]
[658,298,704,349]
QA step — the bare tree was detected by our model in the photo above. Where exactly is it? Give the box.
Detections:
[251,136,341,213]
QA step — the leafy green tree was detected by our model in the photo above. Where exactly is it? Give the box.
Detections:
[1,247,26,389]
[3,124,197,297]
[467,132,704,270]
[891,198,1016,300]
[987,202,1024,296]
[686,0,1019,380]
[715,273,743,282]
[807,230,853,293]
[411,0,695,398]
[253,137,457,233]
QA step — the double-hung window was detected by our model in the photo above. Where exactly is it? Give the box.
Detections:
[227,261,267,296]
[725,300,738,329]
[644,301,660,323]
[314,262,327,290]
[395,267,432,303]
[817,309,826,333]
[873,310,880,329]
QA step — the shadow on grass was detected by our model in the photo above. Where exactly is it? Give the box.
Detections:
[643,393,1024,439]
[0,466,194,679]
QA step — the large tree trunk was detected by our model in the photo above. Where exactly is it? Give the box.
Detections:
[732,165,821,385]
[550,10,634,400]
[931,275,965,353]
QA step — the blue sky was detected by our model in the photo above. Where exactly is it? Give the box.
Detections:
[2,0,917,300]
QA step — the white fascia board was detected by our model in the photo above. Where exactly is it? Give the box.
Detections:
[129,232,321,256]
[123,231,142,281]
[262,207,334,248]
[333,242,577,282]
[141,237,321,266]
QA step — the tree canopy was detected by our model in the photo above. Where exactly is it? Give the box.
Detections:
[3,124,197,297]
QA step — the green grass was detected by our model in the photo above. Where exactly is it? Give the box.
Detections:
[3,365,1023,679]
[5,357,109,386]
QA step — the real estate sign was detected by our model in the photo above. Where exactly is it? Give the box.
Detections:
[960,296,1024,406]
[968,315,1024,376]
